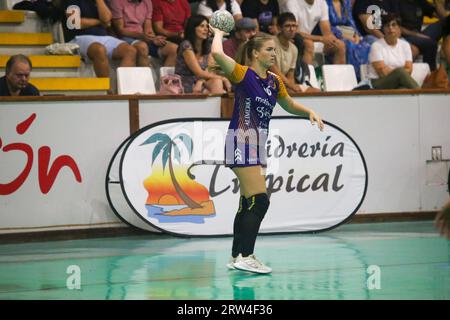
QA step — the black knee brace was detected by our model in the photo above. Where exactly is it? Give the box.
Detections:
[232,195,247,258]
[246,193,270,219]
[240,193,270,256]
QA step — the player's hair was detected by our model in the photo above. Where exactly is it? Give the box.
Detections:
[236,34,274,66]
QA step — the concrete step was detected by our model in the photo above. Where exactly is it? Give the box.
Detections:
[0,46,49,55]
[29,77,110,92]
[0,10,25,23]
[1,69,81,77]
[0,32,52,45]
[0,55,81,68]
[0,11,51,33]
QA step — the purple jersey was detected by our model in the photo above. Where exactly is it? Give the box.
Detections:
[224,64,288,167]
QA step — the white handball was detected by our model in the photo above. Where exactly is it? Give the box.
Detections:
[210,10,235,33]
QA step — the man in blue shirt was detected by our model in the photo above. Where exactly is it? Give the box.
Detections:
[0,55,40,96]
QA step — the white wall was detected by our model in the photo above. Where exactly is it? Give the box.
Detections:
[139,97,221,127]
[0,93,448,234]
[273,93,450,213]
[0,100,130,233]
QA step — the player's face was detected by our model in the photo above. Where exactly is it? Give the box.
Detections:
[6,61,31,91]
[255,39,277,68]
[195,20,209,40]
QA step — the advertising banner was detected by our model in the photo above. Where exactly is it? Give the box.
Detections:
[107,117,367,236]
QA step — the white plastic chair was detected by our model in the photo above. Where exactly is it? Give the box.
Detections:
[411,62,431,87]
[313,42,325,66]
[307,64,319,89]
[322,64,358,91]
[5,0,21,9]
[159,66,175,78]
[116,67,156,94]
[360,64,369,81]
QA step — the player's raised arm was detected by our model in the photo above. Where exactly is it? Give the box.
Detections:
[210,26,236,77]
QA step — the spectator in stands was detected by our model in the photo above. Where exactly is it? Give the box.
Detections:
[367,13,419,89]
[223,17,257,58]
[240,0,280,35]
[282,0,346,65]
[63,0,137,78]
[0,55,40,96]
[327,0,371,80]
[271,12,320,92]
[152,0,191,45]
[390,0,446,72]
[436,198,450,239]
[443,16,450,78]
[197,0,243,21]
[175,15,232,93]
[352,0,393,44]
[109,0,178,67]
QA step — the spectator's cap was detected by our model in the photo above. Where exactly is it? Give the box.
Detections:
[235,18,257,31]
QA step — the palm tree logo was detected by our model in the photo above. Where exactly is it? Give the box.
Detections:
[140,132,215,223]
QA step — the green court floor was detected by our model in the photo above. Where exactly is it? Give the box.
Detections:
[0,221,448,300]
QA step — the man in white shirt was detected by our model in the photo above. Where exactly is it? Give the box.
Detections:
[368,13,419,89]
[281,0,345,65]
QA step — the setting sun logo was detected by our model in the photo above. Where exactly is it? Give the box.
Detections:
[140,133,216,223]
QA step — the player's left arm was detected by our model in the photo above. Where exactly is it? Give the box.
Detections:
[276,75,324,130]
[278,96,324,131]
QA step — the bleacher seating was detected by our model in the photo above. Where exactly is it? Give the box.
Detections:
[313,42,325,66]
[322,64,358,91]
[0,0,444,96]
[159,66,175,78]
[0,9,109,95]
[360,64,369,81]
[4,0,21,10]
[117,67,156,94]
[308,64,319,89]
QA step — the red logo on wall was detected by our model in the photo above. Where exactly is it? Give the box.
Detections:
[0,113,82,195]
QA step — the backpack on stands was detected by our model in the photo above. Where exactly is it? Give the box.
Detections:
[159,74,184,94]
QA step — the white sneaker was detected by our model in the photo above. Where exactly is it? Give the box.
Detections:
[226,256,237,270]
[233,254,272,274]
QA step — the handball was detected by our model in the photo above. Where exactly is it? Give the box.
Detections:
[210,10,235,33]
